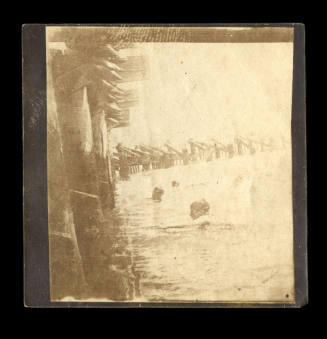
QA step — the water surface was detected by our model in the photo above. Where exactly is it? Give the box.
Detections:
[110,151,294,302]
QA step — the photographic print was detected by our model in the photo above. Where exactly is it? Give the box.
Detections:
[23,24,307,306]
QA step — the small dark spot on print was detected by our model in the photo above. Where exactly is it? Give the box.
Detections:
[238,288,241,291]
[286,294,289,298]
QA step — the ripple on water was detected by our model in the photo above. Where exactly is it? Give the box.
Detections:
[110,151,293,301]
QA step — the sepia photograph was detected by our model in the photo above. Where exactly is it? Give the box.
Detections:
[23,24,307,306]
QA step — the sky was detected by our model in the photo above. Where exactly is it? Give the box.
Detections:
[109,42,294,150]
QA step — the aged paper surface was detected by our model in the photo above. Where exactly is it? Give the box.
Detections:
[46,26,294,303]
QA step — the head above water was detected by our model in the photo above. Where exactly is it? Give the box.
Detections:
[190,199,210,220]
[152,187,164,201]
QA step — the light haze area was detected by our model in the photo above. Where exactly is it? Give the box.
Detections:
[111,42,293,150]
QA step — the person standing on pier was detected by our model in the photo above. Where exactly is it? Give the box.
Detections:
[182,148,190,165]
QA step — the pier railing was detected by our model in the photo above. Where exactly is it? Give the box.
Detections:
[113,138,276,180]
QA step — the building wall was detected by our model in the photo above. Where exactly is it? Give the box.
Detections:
[47,47,135,301]
[47,51,88,300]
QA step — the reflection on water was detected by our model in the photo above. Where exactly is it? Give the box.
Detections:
[108,151,294,302]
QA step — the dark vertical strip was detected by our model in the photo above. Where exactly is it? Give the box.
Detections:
[292,24,308,307]
[23,25,49,306]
